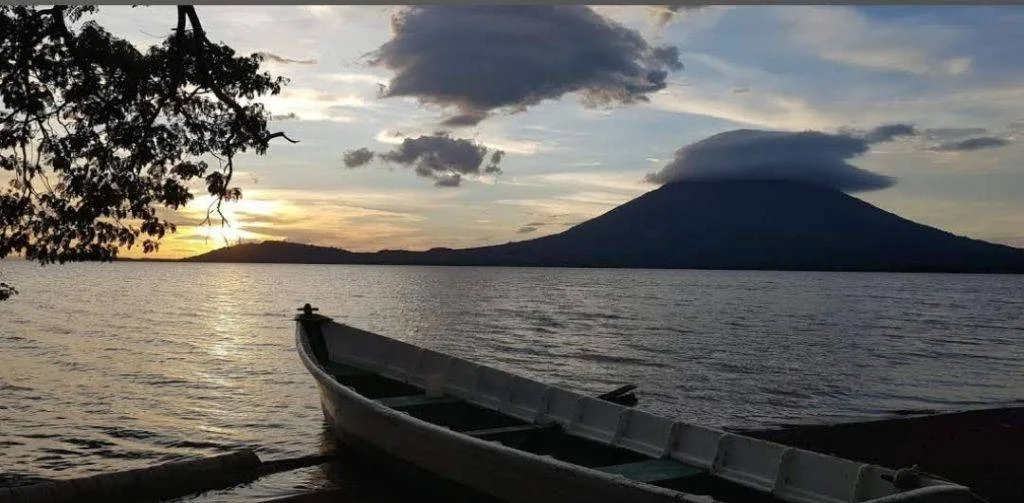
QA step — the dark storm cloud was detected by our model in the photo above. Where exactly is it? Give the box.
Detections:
[366,6,684,126]
[343,134,505,187]
[930,136,1011,152]
[255,52,317,65]
[644,129,896,193]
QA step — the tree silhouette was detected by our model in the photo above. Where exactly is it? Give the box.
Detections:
[0,5,295,300]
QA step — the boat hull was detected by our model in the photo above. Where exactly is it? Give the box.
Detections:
[299,338,708,503]
[296,317,973,503]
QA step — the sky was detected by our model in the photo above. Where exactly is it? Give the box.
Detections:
[84,5,1024,259]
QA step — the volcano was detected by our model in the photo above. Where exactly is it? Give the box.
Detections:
[188,180,1024,273]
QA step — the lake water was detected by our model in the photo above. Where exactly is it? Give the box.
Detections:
[1,261,1022,501]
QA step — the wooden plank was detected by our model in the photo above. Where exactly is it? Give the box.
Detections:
[376,394,461,409]
[324,360,370,378]
[463,424,553,438]
[595,459,704,484]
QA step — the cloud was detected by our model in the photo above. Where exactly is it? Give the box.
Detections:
[941,57,972,76]
[496,190,636,224]
[438,112,487,128]
[261,88,375,122]
[488,150,505,171]
[319,73,387,85]
[648,86,838,131]
[271,112,300,121]
[515,221,550,234]
[373,129,407,146]
[433,173,462,187]
[343,147,375,168]
[256,52,317,65]
[520,171,648,194]
[644,128,898,193]
[863,123,916,144]
[373,127,550,156]
[343,133,505,187]
[650,5,702,30]
[366,6,683,126]
[922,127,990,141]
[479,136,547,156]
[930,136,1011,152]
[781,7,971,76]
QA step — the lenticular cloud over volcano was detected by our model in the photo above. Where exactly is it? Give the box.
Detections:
[644,129,897,193]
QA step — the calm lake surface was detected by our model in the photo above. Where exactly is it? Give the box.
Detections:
[1,261,1022,501]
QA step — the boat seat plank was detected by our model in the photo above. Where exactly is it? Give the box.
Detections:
[596,458,704,484]
[325,360,371,378]
[464,423,553,437]
[376,394,461,409]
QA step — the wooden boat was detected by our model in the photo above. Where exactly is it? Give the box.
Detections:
[295,307,973,503]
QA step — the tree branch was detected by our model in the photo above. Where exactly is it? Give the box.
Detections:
[182,7,246,118]
[44,6,94,85]
[0,5,293,293]
[264,131,299,144]
[181,6,297,147]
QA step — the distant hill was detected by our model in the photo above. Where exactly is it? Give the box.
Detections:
[186,180,1024,273]
[185,240,360,264]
